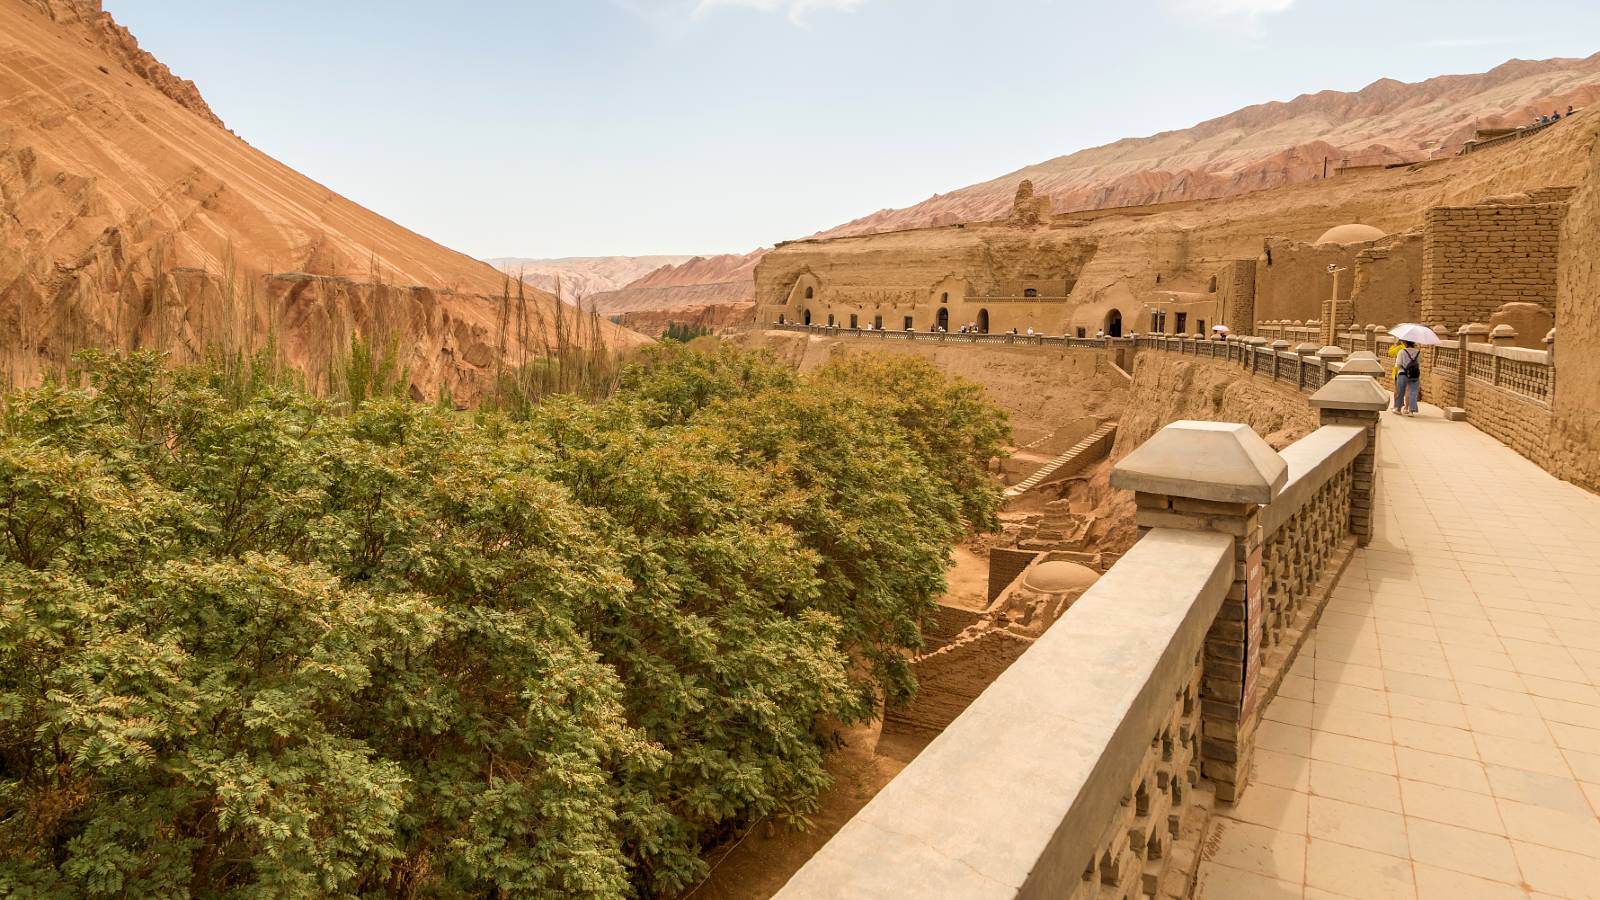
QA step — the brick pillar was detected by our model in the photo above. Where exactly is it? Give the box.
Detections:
[1310,373,1389,547]
[1112,421,1287,803]
[1457,323,1489,410]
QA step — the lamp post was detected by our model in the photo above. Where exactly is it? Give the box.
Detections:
[1325,264,1347,346]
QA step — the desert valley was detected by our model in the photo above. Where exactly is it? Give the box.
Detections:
[4,1,1600,899]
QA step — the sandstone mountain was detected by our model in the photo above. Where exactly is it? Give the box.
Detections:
[1,0,642,400]
[485,255,694,303]
[816,54,1600,239]
[585,250,767,336]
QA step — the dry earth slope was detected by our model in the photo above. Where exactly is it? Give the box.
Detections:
[0,0,643,399]
[816,55,1600,238]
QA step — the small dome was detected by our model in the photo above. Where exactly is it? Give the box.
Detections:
[1022,560,1101,594]
[1315,223,1386,245]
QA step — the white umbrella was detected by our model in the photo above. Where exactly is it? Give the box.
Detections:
[1388,323,1441,345]
[1212,324,1231,333]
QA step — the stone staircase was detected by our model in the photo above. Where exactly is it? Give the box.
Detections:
[1005,421,1118,497]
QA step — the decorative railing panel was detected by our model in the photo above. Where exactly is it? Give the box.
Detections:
[1496,357,1553,403]
[1467,347,1496,383]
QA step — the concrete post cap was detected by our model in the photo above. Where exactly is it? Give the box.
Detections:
[1316,345,1348,359]
[1544,329,1556,344]
[1459,323,1490,335]
[1295,342,1320,355]
[1339,352,1386,377]
[1271,340,1291,350]
[1111,421,1287,504]
[1247,337,1268,346]
[1292,320,1304,326]
[1311,374,1392,411]
[1489,324,1518,337]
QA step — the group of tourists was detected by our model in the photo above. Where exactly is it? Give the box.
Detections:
[1536,105,1576,126]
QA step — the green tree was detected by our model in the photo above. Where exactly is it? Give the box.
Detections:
[0,345,1006,897]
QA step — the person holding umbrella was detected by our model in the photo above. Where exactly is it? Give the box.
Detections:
[1386,324,1440,416]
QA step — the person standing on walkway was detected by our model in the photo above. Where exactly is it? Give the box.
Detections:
[1392,340,1421,416]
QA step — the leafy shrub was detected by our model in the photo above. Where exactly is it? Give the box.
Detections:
[0,346,1005,897]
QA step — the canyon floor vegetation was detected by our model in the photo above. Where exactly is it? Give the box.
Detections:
[0,344,1006,898]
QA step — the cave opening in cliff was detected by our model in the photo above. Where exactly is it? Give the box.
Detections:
[1106,309,1123,337]
[937,308,949,331]
[977,309,989,333]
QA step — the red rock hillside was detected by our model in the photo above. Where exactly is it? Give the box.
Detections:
[816,54,1600,239]
[0,0,643,400]
[585,251,767,336]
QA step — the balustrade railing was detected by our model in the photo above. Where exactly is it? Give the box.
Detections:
[756,321,1557,412]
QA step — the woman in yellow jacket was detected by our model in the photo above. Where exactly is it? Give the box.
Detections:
[1389,340,1422,415]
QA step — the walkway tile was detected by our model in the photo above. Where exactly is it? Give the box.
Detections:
[1201,407,1600,899]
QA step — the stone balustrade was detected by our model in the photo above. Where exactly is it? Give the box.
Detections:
[775,396,1381,898]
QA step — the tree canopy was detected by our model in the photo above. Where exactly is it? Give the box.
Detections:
[0,345,1008,897]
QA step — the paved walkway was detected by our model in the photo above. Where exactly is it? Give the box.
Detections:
[1196,405,1600,900]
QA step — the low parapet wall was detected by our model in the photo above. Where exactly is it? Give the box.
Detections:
[778,402,1380,898]
[777,528,1234,899]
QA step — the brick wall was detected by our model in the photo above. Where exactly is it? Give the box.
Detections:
[924,604,983,651]
[1349,232,1423,327]
[1464,377,1553,469]
[1422,200,1566,326]
[988,547,1041,602]
[1216,258,1257,330]
[882,630,1034,738]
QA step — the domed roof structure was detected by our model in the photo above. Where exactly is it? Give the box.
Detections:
[1022,560,1101,594]
[1315,223,1386,245]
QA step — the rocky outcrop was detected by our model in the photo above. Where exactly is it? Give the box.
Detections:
[615,301,755,338]
[25,0,222,126]
[815,55,1600,239]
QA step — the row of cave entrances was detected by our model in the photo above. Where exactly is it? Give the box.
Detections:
[784,307,994,333]
[778,307,1127,338]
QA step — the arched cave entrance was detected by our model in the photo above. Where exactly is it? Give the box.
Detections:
[849,314,858,329]
[873,314,883,329]
[826,313,835,327]
[803,309,812,325]
[1105,309,1123,337]
[777,313,785,324]
[936,307,949,331]
[977,309,990,334]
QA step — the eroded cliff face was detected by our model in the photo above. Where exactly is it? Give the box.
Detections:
[817,56,1600,239]
[0,0,641,398]
[1111,353,1318,460]
[1553,134,1600,492]
[756,114,1600,338]
[616,302,755,339]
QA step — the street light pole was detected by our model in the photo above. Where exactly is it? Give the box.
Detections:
[1326,264,1347,345]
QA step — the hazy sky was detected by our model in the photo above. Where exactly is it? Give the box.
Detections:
[106,0,1599,259]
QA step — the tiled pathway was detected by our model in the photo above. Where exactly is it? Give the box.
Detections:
[1196,405,1600,900]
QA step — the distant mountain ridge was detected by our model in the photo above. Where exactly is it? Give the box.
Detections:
[486,256,694,302]
[814,54,1600,238]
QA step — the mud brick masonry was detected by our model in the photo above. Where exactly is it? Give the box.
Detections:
[1421,187,1573,326]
